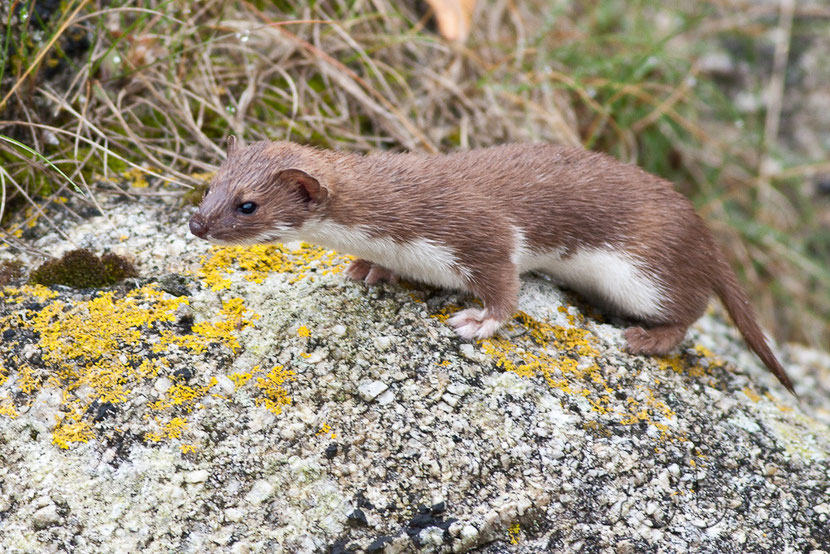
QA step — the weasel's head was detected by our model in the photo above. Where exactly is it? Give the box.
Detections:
[189,137,330,245]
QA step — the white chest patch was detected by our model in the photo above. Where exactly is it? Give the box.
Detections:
[515,235,667,319]
[293,219,471,290]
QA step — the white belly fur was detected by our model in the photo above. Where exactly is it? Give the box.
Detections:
[519,247,667,319]
[512,225,666,318]
[295,219,472,290]
[280,220,665,319]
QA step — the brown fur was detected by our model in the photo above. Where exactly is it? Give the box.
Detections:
[190,139,796,394]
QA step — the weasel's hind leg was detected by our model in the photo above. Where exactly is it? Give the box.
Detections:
[621,278,710,356]
[624,324,689,356]
[345,258,398,285]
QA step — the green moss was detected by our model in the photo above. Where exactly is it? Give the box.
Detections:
[29,249,137,288]
[0,259,24,286]
[101,252,137,282]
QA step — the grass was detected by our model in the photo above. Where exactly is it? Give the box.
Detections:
[0,0,828,347]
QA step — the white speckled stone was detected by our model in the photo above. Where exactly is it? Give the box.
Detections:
[33,503,60,530]
[153,377,172,394]
[358,380,388,401]
[185,469,209,483]
[244,480,274,505]
[213,375,236,395]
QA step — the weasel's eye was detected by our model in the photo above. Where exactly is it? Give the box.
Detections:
[237,202,257,215]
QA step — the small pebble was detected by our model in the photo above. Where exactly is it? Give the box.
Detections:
[358,381,389,402]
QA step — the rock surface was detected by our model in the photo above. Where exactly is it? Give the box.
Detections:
[1,192,829,552]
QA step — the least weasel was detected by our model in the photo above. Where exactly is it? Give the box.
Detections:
[189,137,796,394]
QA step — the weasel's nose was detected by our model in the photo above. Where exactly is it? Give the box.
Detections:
[189,213,208,238]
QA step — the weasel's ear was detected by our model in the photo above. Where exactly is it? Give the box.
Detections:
[226,135,238,156]
[279,168,328,205]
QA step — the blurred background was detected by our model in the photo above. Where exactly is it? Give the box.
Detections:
[1,0,828,347]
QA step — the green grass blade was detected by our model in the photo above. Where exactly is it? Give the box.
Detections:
[0,134,84,194]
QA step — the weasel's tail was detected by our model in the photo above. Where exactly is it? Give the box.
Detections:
[711,249,796,395]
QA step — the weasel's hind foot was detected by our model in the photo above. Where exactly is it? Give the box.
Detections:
[345,259,398,285]
[624,324,689,356]
[448,308,503,340]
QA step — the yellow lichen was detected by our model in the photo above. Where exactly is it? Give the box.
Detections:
[33,288,186,369]
[254,365,295,415]
[164,417,188,439]
[190,171,215,182]
[655,346,723,384]
[122,167,150,188]
[0,399,18,419]
[196,243,350,291]
[297,325,311,338]
[52,418,94,449]
[151,379,217,412]
[317,422,337,439]
[229,371,254,389]
[766,392,793,412]
[473,310,688,442]
[743,387,761,402]
[160,297,258,354]
[508,523,521,545]
[17,363,40,394]
[0,284,58,304]
[0,283,259,449]
[479,311,598,396]
[144,416,190,442]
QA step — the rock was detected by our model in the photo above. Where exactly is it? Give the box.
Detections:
[225,508,244,522]
[0,193,829,552]
[373,336,392,351]
[27,388,62,430]
[324,443,338,459]
[347,509,368,527]
[244,480,274,505]
[458,343,477,361]
[358,380,389,402]
[212,375,236,396]
[153,377,172,394]
[157,273,191,297]
[366,535,394,552]
[376,389,395,405]
[185,470,209,483]
[697,51,734,75]
[32,503,60,530]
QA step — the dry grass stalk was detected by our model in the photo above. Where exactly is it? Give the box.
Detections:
[0,0,827,345]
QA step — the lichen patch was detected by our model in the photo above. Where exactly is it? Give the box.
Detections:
[196,243,351,291]
[0,283,262,449]
[472,309,731,442]
[0,239,351,451]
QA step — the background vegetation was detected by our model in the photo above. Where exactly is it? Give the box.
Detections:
[1,0,828,346]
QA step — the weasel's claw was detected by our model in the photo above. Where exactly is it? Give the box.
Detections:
[345,259,397,284]
[345,259,371,281]
[448,308,502,340]
[366,265,398,285]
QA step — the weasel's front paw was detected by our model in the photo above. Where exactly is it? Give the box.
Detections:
[448,308,502,340]
[345,259,398,285]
